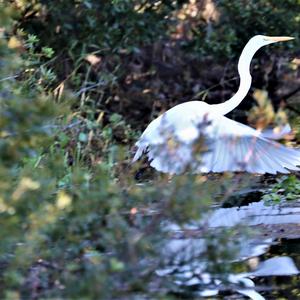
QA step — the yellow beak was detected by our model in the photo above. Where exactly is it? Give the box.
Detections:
[264,36,294,42]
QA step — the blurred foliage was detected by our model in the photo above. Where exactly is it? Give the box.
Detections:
[0,6,241,298]
[248,89,288,129]
[1,0,300,298]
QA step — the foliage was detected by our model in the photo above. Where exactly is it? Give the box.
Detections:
[192,0,300,58]
[0,8,240,298]
[1,1,300,299]
[7,0,300,131]
[248,89,288,129]
[263,175,300,203]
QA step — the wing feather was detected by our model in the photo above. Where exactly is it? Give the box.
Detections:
[133,104,300,174]
[255,141,287,174]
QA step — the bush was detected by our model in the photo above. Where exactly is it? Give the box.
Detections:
[1,1,300,298]
[187,0,300,58]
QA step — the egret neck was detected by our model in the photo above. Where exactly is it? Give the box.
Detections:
[212,38,263,115]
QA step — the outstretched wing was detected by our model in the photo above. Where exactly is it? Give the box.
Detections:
[199,134,300,174]
[133,112,300,174]
[198,116,300,174]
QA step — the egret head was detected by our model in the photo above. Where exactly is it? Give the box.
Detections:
[238,35,295,75]
[252,35,294,47]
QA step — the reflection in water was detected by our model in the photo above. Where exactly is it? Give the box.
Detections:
[258,238,300,299]
[159,200,300,299]
[208,200,300,227]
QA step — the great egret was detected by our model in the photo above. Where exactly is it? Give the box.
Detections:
[133,35,299,174]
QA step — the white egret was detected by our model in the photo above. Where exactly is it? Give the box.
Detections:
[133,35,299,174]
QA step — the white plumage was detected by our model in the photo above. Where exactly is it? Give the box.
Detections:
[133,35,300,174]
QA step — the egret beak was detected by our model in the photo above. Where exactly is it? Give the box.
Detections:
[264,36,294,42]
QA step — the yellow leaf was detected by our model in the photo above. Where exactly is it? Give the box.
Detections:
[56,191,72,209]
[8,36,22,49]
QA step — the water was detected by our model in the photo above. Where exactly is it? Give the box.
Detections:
[159,199,300,299]
[258,238,300,299]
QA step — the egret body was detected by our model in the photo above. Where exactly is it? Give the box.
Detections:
[133,35,299,174]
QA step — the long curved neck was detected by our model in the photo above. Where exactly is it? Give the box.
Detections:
[212,40,260,115]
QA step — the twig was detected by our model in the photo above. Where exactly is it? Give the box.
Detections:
[0,74,19,82]
[75,81,106,96]
[192,76,239,101]
[275,86,300,103]
[286,104,300,115]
